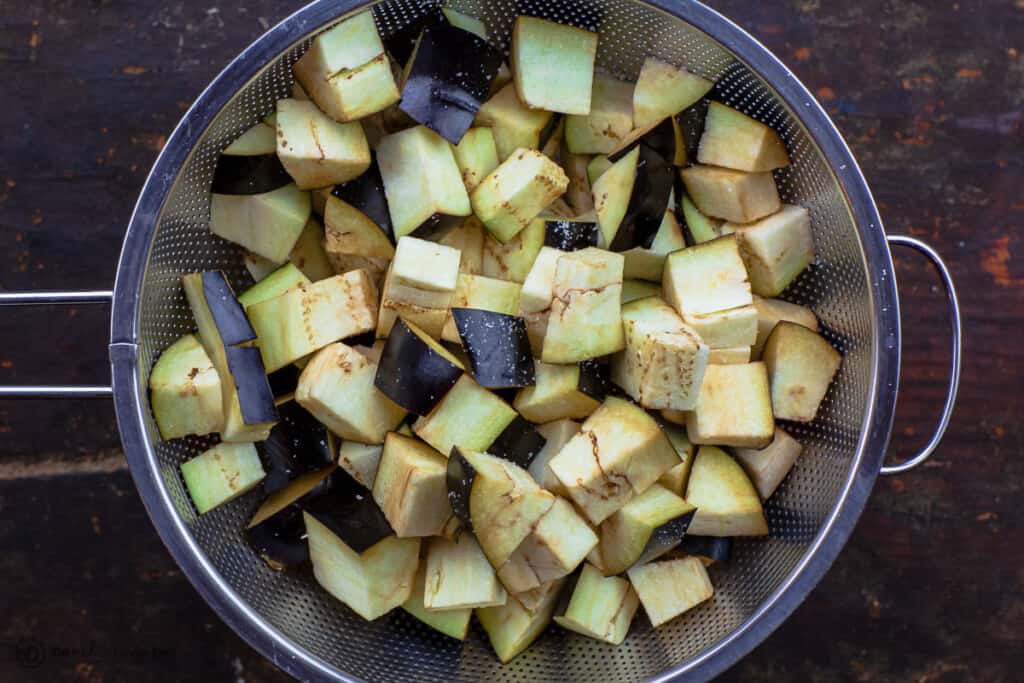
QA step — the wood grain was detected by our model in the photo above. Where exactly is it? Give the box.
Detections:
[0,1,1020,681]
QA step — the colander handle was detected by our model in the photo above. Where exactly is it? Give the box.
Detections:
[0,290,114,398]
[880,235,962,475]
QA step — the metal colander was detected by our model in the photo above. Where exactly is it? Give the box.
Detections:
[0,0,962,681]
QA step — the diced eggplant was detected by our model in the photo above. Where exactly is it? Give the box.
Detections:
[564,74,634,154]
[678,191,723,245]
[413,375,517,456]
[437,217,486,275]
[707,346,751,364]
[452,127,500,192]
[331,156,394,241]
[683,304,759,349]
[304,511,419,621]
[245,502,310,571]
[728,204,815,297]
[372,432,452,537]
[544,218,600,252]
[592,146,637,246]
[539,114,564,159]
[621,210,686,282]
[223,121,276,157]
[149,334,223,440]
[451,308,534,389]
[542,248,625,363]
[275,98,370,190]
[518,246,563,315]
[210,183,311,263]
[247,270,378,373]
[293,12,399,123]
[554,563,639,645]
[296,342,407,444]
[512,16,597,115]
[598,483,696,575]
[477,578,565,664]
[503,497,597,591]
[378,125,472,239]
[445,446,477,528]
[677,97,710,160]
[402,564,472,640]
[660,408,689,426]
[611,296,708,411]
[632,58,713,130]
[181,442,265,514]
[423,534,507,609]
[662,234,753,316]
[685,445,768,536]
[587,154,613,185]
[550,396,678,525]
[257,401,334,494]
[376,235,461,338]
[621,279,661,304]
[482,217,545,283]
[680,165,781,224]
[441,7,486,37]
[698,101,790,172]
[441,273,521,343]
[562,151,595,215]
[678,535,733,564]
[247,466,349,539]
[225,345,280,428]
[751,297,816,361]
[687,362,774,448]
[607,116,679,166]
[762,321,841,422]
[528,419,580,497]
[399,14,503,144]
[474,83,554,161]
[189,271,256,346]
[238,263,310,311]
[732,427,803,500]
[597,142,674,253]
[657,423,695,496]
[322,195,395,285]
[471,149,569,243]
[627,556,713,627]
[335,440,383,489]
[487,416,546,470]
[211,153,292,195]
[513,360,607,423]
[288,217,335,281]
[376,316,465,414]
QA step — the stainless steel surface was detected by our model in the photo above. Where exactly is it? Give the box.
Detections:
[0,291,114,398]
[878,235,962,476]
[94,0,939,680]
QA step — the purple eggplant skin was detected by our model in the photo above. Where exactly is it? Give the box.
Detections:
[678,534,733,563]
[202,271,257,346]
[538,113,563,151]
[224,345,279,425]
[608,143,675,252]
[634,508,697,568]
[451,308,535,389]
[211,154,293,195]
[332,156,394,241]
[544,219,599,252]
[267,364,301,399]
[677,98,710,162]
[487,416,547,470]
[374,318,465,416]
[246,503,310,570]
[577,358,611,402]
[302,483,396,554]
[257,402,335,494]
[446,446,477,528]
[399,14,504,144]
[608,117,678,165]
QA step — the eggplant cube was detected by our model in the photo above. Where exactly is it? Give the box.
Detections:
[550,396,679,525]
[181,442,265,515]
[752,296,818,359]
[708,346,752,364]
[452,309,535,389]
[621,279,662,304]
[564,74,634,155]
[514,361,603,423]
[683,304,759,349]
[438,217,487,275]
[633,58,713,130]
[733,427,804,500]
[423,534,507,610]
[377,126,471,239]
[477,579,564,664]
[593,146,638,247]
[553,563,639,645]
[687,362,774,448]
[528,419,581,497]
[658,424,696,496]
[621,211,687,282]
[482,218,546,283]
[399,17,503,144]
[698,101,790,172]
[680,192,725,245]
[304,513,420,621]
[472,149,570,243]
[612,296,708,411]
[685,445,768,536]
[518,246,563,314]
[762,321,841,422]
[512,496,597,585]
[296,342,407,444]
[441,273,521,343]
[563,151,595,215]
[663,235,753,316]
[224,121,276,156]
[402,565,472,640]
[544,219,600,253]
[392,234,461,293]
[210,183,311,263]
[238,263,310,311]
[413,375,517,456]
[372,432,452,537]
[293,12,399,122]
[248,270,379,373]
[375,317,465,416]
[149,335,223,440]
[323,195,395,285]
[599,483,695,575]
[452,127,500,192]
[728,204,815,297]
[512,16,597,115]
[336,440,383,489]
[627,556,713,627]
[680,165,781,224]
[474,83,554,161]
[275,98,370,190]
[542,248,625,363]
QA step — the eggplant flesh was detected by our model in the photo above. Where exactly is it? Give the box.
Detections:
[211,154,293,195]
[607,144,674,252]
[374,317,465,416]
[451,308,535,389]
[399,14,504,144]
[331,157,394,241]
[608,117,678,165]
[544,219,599,252]
[224,345,279,425]
[487,416,547,470]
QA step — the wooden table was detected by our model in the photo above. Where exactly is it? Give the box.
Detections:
[0,1,1019,680]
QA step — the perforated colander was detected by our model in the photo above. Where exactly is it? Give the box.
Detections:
[0,1,963,681]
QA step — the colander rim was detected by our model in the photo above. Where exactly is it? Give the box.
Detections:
[109,0,901,681]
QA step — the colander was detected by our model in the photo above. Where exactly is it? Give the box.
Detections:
[0,0,963,680]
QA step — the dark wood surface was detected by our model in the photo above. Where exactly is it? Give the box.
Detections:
[0,1,1020,681]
